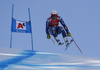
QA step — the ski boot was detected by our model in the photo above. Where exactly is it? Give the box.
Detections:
[66,41,69,47]
[64,37,69,47]
[55,37,64,45]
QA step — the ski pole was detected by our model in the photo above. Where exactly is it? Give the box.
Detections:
[51,38,55,44]
[71,36,83,54]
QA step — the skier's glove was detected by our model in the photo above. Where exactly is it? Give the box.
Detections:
[67,32,71,37]
[47,34,51,39]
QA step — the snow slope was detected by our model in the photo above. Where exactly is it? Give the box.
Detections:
[0,47,100,70]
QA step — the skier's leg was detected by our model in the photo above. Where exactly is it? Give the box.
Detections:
[50,26,62,45]
[54,37,63,45]
[63,37,69,46]
[57,26,69,46]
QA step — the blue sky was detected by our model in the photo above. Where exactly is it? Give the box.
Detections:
[0,0,100,58]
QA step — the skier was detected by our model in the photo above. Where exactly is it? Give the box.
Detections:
[46,10,71,47]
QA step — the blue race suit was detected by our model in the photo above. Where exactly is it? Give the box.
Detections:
[46,16,69,38]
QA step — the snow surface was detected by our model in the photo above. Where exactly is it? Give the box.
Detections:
[0,47,100,70]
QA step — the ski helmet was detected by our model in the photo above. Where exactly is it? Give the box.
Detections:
[51,10,58,16]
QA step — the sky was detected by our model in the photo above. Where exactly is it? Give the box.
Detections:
[0,0,100,58]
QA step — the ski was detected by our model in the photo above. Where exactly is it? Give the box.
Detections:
[65,39,74,50]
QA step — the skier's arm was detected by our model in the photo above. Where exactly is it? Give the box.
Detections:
[46,19,51,39]
[59,16,71,36]
[46,19,50,35]
[59,16,69,33]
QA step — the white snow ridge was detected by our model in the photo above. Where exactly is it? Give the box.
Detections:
[0,47,100,70]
